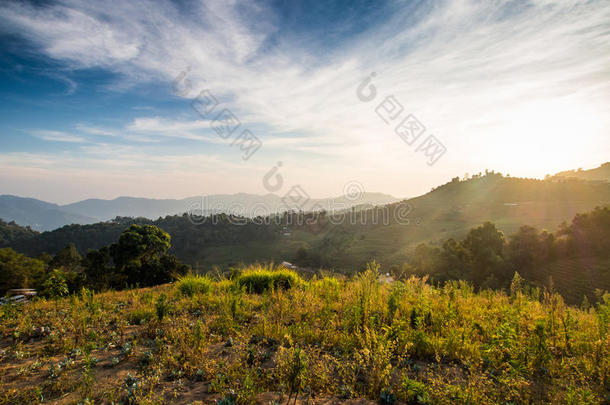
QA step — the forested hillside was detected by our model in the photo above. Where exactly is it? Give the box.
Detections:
[2,174,609,304]
[4,173,610,271]
[0,218,38,245]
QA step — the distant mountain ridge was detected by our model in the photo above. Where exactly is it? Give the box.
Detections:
[0,192,399,231]
[0,195,97,231]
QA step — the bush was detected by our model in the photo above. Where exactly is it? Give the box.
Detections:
[127,308,154,325]
[155,293,171,321]
[41,269,69,299]
[400,377,430,404]
[235,265,301,294]
[177,274,211,297]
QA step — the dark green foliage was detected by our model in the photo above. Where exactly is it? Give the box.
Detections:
[82,246,115,290]
[41,269,69,299]
[7,214,280,261]
[84,225,189,290]
[3,225,189,293]
[379,388,397,405]
[0,247,46,294]
[412,222,509,289]
[110,224,171,268]
[49,243,82,272]
[49,243,85,291]
[400,378,430,404]
[0,218,38,246]
[8,217,138,257]
[462,222,507,287]
[411,206,610,300]
[293,247,323,268]
[558,205,610,257]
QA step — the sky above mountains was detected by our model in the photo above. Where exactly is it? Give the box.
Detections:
[0,0,609,204]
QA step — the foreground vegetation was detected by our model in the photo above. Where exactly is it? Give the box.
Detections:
[1,264,608,404]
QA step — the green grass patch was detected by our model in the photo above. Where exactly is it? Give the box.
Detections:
[127,308,154,325]
[177,274,212,296]
[235,265,302,294]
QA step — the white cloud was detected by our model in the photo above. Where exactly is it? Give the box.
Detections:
[75,124,117,136]
[31,130,86,143]
[125,116,231,143]
[2,0,610,199]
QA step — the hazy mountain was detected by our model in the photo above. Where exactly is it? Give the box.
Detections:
[551,162,610,182]
[59,192,400,221]
[0,195,97,231]
[0,193,399,231]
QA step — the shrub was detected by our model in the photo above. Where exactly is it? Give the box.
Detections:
[41,269,69,299]
[177,274,212,297]
[127,308,154,325]
[235,265,301,294]
[400,377,430,404]
[155,293,171,321]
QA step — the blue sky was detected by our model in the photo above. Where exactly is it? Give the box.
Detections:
[0,0,609,204]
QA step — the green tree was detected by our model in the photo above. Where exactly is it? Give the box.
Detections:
[110,224,171,268]
[412,243,442,276]
[82,246,116,290]
[49,243,84,291]
[49,243,82,272]
[0,248,46,294]
[559,206,610,257]
[109,225,187,288]
[507,226,555,280]
[437,238,470,282]
[41,269,69,299]
[462,222,507,287]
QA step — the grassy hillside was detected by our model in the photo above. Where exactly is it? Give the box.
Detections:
[0,265,608,404]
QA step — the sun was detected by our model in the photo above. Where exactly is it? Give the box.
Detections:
[496,98,604,177]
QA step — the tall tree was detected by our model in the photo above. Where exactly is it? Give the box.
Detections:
[462,222,507,287]
[0,248,46,293]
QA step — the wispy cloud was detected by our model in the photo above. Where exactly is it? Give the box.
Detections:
[75,124,116,136]
[4,1,606,140]
[31,130,86,143]
[126,116,219,142]
[41,71,78,95]
[1,0,609,200]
